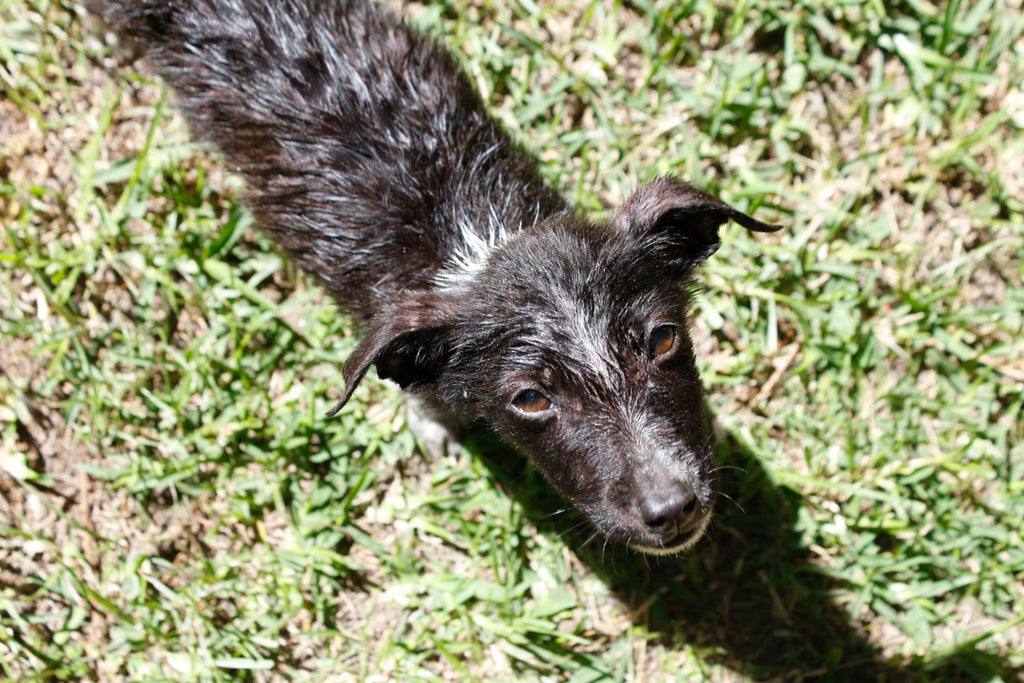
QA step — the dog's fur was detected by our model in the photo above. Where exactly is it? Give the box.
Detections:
[94,0,779,555]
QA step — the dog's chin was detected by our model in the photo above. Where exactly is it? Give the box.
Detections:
[628,510,713,557]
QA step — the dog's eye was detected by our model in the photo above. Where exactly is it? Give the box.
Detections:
[649,324,677,358]
[511,389,552,414]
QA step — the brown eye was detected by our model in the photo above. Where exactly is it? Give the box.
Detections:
[649,324,677,358]
[511,389,552,414]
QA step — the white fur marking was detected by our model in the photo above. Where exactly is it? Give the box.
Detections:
[433,208,512,291]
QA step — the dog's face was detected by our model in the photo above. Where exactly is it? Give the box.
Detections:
[333,178,778,554]
[457,225,717,553]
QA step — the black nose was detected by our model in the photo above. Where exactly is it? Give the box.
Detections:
[638,481,700,535]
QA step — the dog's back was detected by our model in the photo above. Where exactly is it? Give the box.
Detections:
[99,0,564,319]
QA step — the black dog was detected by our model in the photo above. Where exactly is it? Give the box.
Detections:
[94,0,779,555]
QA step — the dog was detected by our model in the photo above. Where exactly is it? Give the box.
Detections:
[93,0,779,555]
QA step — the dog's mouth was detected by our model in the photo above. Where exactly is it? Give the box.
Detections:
[628,508,713,557]
[576,478,715,556]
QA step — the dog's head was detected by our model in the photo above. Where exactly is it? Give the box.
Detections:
[330,178,779,555]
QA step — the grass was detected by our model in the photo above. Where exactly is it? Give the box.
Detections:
[2,0,1023,680]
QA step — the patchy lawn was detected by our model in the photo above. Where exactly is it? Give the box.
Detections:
[2,0,1022,680]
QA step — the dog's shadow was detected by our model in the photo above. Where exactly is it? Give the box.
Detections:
[466,419,1007,682]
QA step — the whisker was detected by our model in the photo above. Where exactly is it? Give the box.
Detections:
[578,529,601,550]
[539,506,572,523]
[716,490,746,514]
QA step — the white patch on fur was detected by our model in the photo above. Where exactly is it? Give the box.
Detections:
[433,208,512,292]
[572,307,616,385]
[434,143,552,292]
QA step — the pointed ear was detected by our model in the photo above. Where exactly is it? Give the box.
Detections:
[325,291,456,418]
[608,177,779,274]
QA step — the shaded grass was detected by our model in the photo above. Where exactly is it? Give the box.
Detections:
[2,0,1023,681]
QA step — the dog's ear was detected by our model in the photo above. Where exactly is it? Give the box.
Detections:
[326,291,455,417]
[608,177,779,276]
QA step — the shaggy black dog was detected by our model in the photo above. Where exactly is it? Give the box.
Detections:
[94,0,779,554]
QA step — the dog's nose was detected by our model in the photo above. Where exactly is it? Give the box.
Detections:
[638,481,700,534]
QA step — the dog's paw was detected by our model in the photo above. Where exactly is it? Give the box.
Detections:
[405,398,464,459]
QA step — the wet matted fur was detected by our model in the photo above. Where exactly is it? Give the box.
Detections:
[93,0,780,555]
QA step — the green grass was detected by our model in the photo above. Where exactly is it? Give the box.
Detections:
[2,0,1023,680]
